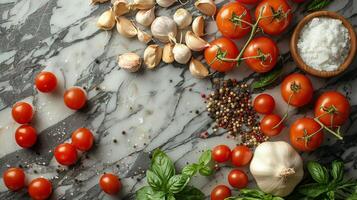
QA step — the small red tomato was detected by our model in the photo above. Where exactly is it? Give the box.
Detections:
[99,173,122,195]
[63,87,87,110]
[12,102,34,124]
[3,168,26,191]
[237,0,260,4]
[212,145,231,163]
[231,145,253,167]
[228,169,248,189]
[71,128,94,151]
[281,73,313,107]
[35,71,57,93]
[260,114,284,136]
[15,125,37,148]
[28,178,52,200]
[210,185,232,200]
[253,93,275,114]
[54,143,78,166]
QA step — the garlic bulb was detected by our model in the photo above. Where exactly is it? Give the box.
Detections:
[91,0,109,4]
[194,0,216,16]
[250,141,304,197]
[135,7,155,27]
[173,43,191,64]
[151,16,177,43]
[156,0,176,7]
[189,58,209,78]
[162,43,175,63]
[118,52,142,72]
[113,0,130,16]
[137,29,152,43]
[185,31,209,51]
[144,45,163,69]
[97,8,116,30]
[132,0,155,10]
[192,16,205,37]
[173,8,192,29]
[116,17,137,38]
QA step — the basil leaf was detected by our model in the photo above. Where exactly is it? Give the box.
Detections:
[151,149,175,185]
[272,197,284,200]
[297,183,328,197]
[307,161,329,184]
[251,63,283,89]
[174,185,205,200]
[198,150,212,166]
[146,170,163,190]
[199,166,214,176]
[167,194,176,200]
[331,160,344,182]
[182,164,199,177]
[306,0,332,12]
[239,189,265,198]
[136,186,166,200]
[327,191,335,199]
[167,174,190,194]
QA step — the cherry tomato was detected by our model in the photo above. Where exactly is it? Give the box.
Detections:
[28,178,52,200]
[99,173,122,195]
[255,0,292,35]
[210,185,232,200]
[231,145,252,167]
[204,37,239,73]
[64,87,87,110]
[35,71,57,93]
[253,93,275,114]
[54,143,78,166]
[237,0,260,4]
[12,102,34,124]
[243,37,279,73]
[314,91,350,127]
[260,114,284,136]
[216,2,252,39]
[15,125,37,148]
[290,117,324,152]
[3,168,25,191]
[227,169,248,189]
[281,73,313,107]
[71,128,94,151]
[212,145,231,163]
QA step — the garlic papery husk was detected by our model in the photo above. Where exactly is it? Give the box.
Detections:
[135,7,155,27]
[185,31,209,51]
[118,52,142,72]
[97,8,116,30]
[162,43,175,63]
[116,17,137,38]
[192,16,205,37]
[113,0,130,16]
[151,16,177,43]
[156,0,176,7]
[144,45,163,69]
[173,43,191,64]
[194,0,216,16]
[137,29,152,43]
[132,0,155,10]
[91,0,109,4]
[173,8,192,29]
[189,58,209,78]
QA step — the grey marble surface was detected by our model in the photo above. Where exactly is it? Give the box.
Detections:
[0,0,357,199]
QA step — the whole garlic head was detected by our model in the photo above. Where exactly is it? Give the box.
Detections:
[162,43,175,64]
[189,58,209,78]
[151,16,177,43]
[144,45,163,69]
[113,0,130,16]
[194,0,216,16]
[185,31,209,51]
[173,8,192,29]
[118,52,142,72]
[97,8,116,30]
[192,16,205,37]
[116,17,138,38]
[172,43,191,64]
[135,7,155,27]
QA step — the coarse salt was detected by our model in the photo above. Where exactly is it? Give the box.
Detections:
[297,17,350,71]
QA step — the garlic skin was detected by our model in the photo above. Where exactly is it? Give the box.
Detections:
[172,43,191,64]
[132,0,155,10]
[136,7,155,27]
[194,0,216,16]
[156,0,176,7]
[116,17,138,38]
[189,58,209,78]
[144,45,163,69]
[118,52,142,72]
[162,43,175,63]
[173,8,192,29]
[97,9,116,30]
[91,0,109,4]
[192,16,205,37]
[113,0,130,16]
[151,16,178,43]
[185,31,209,51]
[137,29,152,43]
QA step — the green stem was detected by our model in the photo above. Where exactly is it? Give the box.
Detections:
[314,118,343,140]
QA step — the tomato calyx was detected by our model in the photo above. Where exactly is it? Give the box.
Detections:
[314,110,343,140]
[268,5,291,22]
[230,11,252,30]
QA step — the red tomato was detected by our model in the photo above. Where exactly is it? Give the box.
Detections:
[227,169,248,189]
[99,173,122,195]
[255,0,292,35]
[260,114,284,136]
[15,125,37,148]
[210,185,232,200]
[54,143,78,166]
[216,2,252,39]
[290,117,324,152]
[231,145,252,167]
[71,128,94,151]
[237,0,260,4]
[212,145,231,163]
[204,37,239,73]
[3,168,25,191]
[64,87,87,110]
[28,178,52,200]
[314,91,350,127]
[12,102,34,124]
[281,73,313,107]
[35,71,57,93]
[253,93,275,114]
[243,37,279,73]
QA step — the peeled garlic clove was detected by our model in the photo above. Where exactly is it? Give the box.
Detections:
[194,0,216,16]
[173,8,192,29]
[97,8,116,30]
[192,16,205,37]
[118,52,142,72]
[189,58,209,78]
[173,43,191,64]
[151,16,178,43]
[113,0,130,16]
[116,17,137,38]
[144,45,163,69]
[185,31,209,51]
[162,43,175,63]
[132,0,155,10]
[135,7,155,27]
[137,29,152,43]
[156,0,176,7]
[91,0,109,4]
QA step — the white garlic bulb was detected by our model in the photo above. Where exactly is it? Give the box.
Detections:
[144,45,163,69]
[118,52,142,72]
[116,17,138,38]
[162,43,175,63]
[135,7,155,27]
[194,0,216,16]
[156,0,176,7]
[113,0,130,16]
[185,31,209,51]
[137,29,152,43]
[192,16,205,37]
[189,58,209,78]
[97,8,116,30]
[151,16,177,43]
[173,8,192,29]
[172,43,191,64]
[132,0,155,10]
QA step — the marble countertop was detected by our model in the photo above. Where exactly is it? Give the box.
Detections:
[0,0,356,199]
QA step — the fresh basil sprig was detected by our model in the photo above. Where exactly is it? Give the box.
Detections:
[306,0,333,12]
[225,188,284,200]
[251,62,283,89]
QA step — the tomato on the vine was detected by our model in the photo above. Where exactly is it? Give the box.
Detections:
[28,178,52,200]
[210,185,231,200]
[54,143,78,166]
[281,73,313,107]
[15,125,37,148]
[253,93,275,114]
[237,0,260,4]
[3,168,25,191]
[231,145,252,167]
[35,71,57,93]
[99,173,122,195]
[227,169,248,189]
[260,114,284,137]
[212,145,231,163]
[216,2,252,39]
[71,128,94,151]
[64,87,87,110]
[204,37,239,73]
[12,102,34,124]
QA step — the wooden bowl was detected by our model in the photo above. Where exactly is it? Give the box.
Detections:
[290,11,356,78]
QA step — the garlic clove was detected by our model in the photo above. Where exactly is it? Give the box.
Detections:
[194,0,216,16]
[135,7,155,27]
[144,45,163,69]
[91,0,109,4]
[97,8,116,30]
[192,16,205,37]
[162,43,175,63]
[172,43,191,64]
[116,17,138,38]
[137,29,152,43]
[118,52,142,72]
[151,16,178,43]
[173,8,192,29]
[189,58,209,78]
[113,0,130,16]
[132,0,155,10]
[185,31,209,51]
[156,0,176,7]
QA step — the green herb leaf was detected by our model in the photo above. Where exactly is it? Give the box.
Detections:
[307,161,329,184]
[174,185,205,200]
[306,0,333,12]
[251,63,283,89]
[327,191,335,199]
[167,194,176,200]
[136,186,166,200]
[198,150,212,166]
[167,174,190,194]
[239,189,265,198]
[297,183,328,197]
[199,166,214,176]
[331,160,344,182]
[151,149,175,186]
[146,170,164,190]
[272,197,284,200]
[182,164,199,177]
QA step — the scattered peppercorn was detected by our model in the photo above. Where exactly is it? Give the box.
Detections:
[122,131,126,135]
[113,139,117,143]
